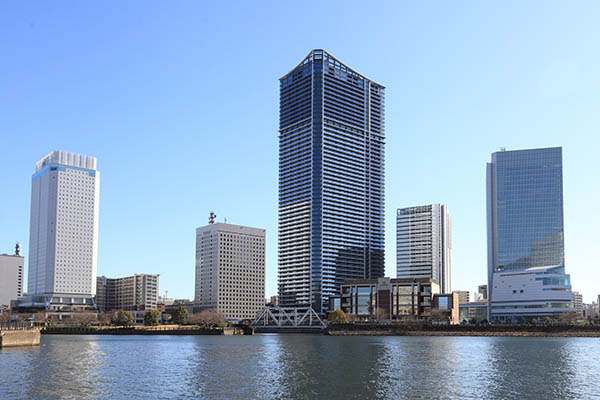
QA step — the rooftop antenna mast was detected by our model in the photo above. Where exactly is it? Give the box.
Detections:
[209,211,217,224]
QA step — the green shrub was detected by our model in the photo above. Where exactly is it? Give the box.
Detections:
[328,309,350,324]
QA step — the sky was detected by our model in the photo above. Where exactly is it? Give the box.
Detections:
[1,2,599,303]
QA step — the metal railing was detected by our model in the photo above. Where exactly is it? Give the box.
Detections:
[0,322,44,331]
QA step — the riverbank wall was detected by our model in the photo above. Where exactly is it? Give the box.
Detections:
[42,326,255,335]
[254,326,325,334]
[325,323,600,337]
[42,327,224,335]
[0,329,41,348]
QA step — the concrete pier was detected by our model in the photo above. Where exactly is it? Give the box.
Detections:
[0,329,41,348]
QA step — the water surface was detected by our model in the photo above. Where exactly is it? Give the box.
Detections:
[1,334,598,399]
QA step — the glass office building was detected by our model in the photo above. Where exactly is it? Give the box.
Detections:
[486,147,574,321]
[278,50,385,313]
[397,204,452,294]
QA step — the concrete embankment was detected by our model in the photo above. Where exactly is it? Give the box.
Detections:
[0,329,41,348]
[253,327,325,334]
[325,324,600,337]
[42,326,254,335]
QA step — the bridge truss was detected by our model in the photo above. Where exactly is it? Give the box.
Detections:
[250,307,326,328]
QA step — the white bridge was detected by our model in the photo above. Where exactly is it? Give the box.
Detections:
[250,307,326,328]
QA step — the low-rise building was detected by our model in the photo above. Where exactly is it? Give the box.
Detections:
[96,274,159,311]
[432,293,460,324]
[331,277,443,321]
[0,244,24,308]
[459,302,489,323]
[490,266,574,322]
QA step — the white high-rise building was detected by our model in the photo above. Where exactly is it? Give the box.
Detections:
[26,150,99,310]
[397,204,452,293]
[195,222,265,321]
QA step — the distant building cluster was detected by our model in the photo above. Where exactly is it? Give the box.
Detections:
[0,49,589,326]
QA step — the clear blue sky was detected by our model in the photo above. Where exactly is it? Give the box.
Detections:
[1,2,599,303]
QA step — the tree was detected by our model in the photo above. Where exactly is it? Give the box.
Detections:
[34,311,47,323]
[113,310,134,327]
[430,310,449,324]
[0,312,10,323]
[144,310,160,326]
[328,309,350,324]
[71,313,96,327]
[98,313,113,326]
[171,306,188,325]
[188,309,225,329]
[559,311,578,325]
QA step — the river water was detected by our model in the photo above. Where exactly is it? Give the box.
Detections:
[0,334,598,399]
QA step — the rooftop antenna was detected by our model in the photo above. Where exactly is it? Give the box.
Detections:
[224,217,227,224]
[15,242,21,256]
[209,211,216,224]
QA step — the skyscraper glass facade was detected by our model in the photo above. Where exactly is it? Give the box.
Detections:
[487,147,573,321]
[396,204,452,293]
[492,147,564,271]
[278,50,385,313]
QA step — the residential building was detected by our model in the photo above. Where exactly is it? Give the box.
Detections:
[455,290,470,304]
[573,292,583,316]
[195,222,265,321]
[397,204,452,293]
[487,147,574,322]
[96,274,159,311]
[23,150,99,311]
[0,244,24,307]
[278,49,385,313]
[332,277,441,321]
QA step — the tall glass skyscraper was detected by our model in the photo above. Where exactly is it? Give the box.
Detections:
[278,50,385,313]
[487,147,574,322]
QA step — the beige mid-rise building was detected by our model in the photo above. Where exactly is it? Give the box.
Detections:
[195,222,265,321]
[96,274,159,311]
